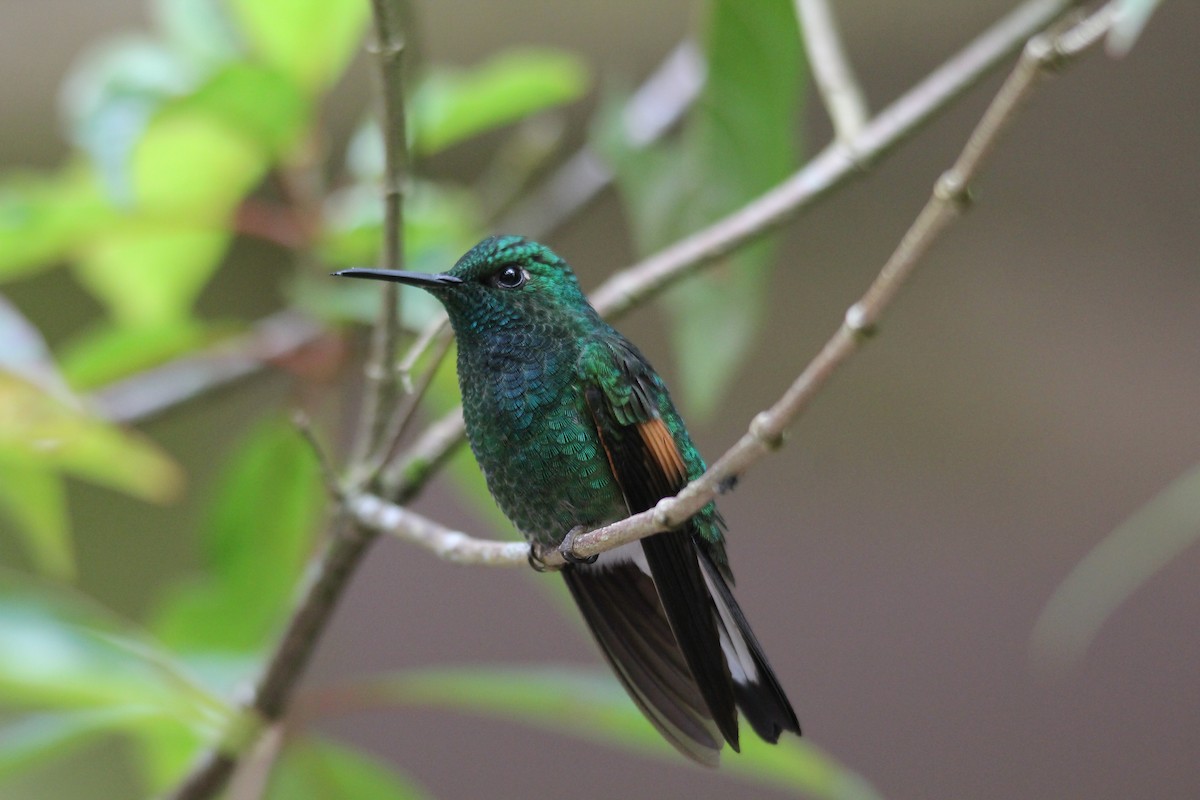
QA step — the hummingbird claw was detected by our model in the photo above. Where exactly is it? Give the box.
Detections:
[559,525,598,566]
[528,541,568,572]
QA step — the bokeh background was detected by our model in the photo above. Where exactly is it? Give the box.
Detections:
[2,1,1198,798]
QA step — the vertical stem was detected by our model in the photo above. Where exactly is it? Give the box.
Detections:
[164,4,413,798]
[795,0,869,140]
[351,0,411,477]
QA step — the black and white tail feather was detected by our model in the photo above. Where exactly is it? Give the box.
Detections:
[563,536,800,766]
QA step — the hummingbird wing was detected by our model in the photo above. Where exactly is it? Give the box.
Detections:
[569,336,800,757]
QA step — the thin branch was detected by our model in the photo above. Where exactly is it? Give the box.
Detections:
[350,493,529,566]
[164,4,414,799]
[349,0,411,476]
[359,2,1113,568]
[379,0,1079,499]
[586,0,1080,318]
[89,312,324,424]
[293,410,344,501]
[363,330,455,478]
[795,0,869,140]
[496,41,705,238]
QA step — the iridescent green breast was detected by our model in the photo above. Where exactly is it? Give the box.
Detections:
[456,331,628,547]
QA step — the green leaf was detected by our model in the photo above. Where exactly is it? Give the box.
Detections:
[411,49,589,156]
[0,459,72,580]
[0,708,165,783]
[0,372,184,503]
[58,319,220,391]
[0,574,221,725]
[0,299,74,578]
[0,169,114,281]
[73,224,231,326]
[131,107,265,219]
[129,714,207,795]
[1030,463,1200,674]
[361,667,880,800]
[152,416,322,652]
[602,0,804,417]
[227,0,369,94]
[173,63,309,158]
[266,738,432,800]
[59,37,198,206]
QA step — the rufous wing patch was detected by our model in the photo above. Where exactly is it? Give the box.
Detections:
[636,416,688,490]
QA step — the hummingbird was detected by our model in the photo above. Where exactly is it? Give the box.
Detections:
[335,235,800,765]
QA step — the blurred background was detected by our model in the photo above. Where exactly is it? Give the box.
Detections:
[1,1,1197,798]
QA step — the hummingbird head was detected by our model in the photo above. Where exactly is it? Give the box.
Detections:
[334,235,598,340]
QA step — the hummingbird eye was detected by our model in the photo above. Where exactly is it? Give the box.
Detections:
[489,265,527,289]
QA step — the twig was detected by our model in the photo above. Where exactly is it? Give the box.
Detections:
[293,411,344,501]
[360,2,1113,568]
[163,4,413,799]
[496,41,705,238]
[795,0,869,141]
[350,494,529,566]
[379,0,1080,500]
[349,0,411,476]
[364,331,455,478]
[89,312,324,424]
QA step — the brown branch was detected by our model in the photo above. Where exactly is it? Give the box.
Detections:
[163,3,413,799]
[347,0,411,478]
[89,311,324,424]
[795,0,869,141]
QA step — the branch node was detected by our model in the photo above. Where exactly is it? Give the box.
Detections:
[1025,32,1064,71]
[216,707,269,760]
[843,302,878,338]
[934,170,973,209]
[749,411,784,450]
[652,498,676,528]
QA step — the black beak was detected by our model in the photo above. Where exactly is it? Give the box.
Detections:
[332,268,464,288]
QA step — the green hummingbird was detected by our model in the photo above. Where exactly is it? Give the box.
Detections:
[335,235,800,765]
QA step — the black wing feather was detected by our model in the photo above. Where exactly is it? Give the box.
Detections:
[566,340,800,766]
[582,384,741,751]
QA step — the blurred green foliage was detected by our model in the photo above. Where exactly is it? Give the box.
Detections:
[0,0,881,797]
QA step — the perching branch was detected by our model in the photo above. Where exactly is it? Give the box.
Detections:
[379,0,1080,498]
[360,2,1115,568]
[795,0,869,140]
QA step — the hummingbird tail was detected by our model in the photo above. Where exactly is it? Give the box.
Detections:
[563,543,725,767]
[697,547,802,742]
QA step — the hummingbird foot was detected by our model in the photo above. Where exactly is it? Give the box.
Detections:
[558,525,599,566]
[527,527,597,571]
[527,545,556,573]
